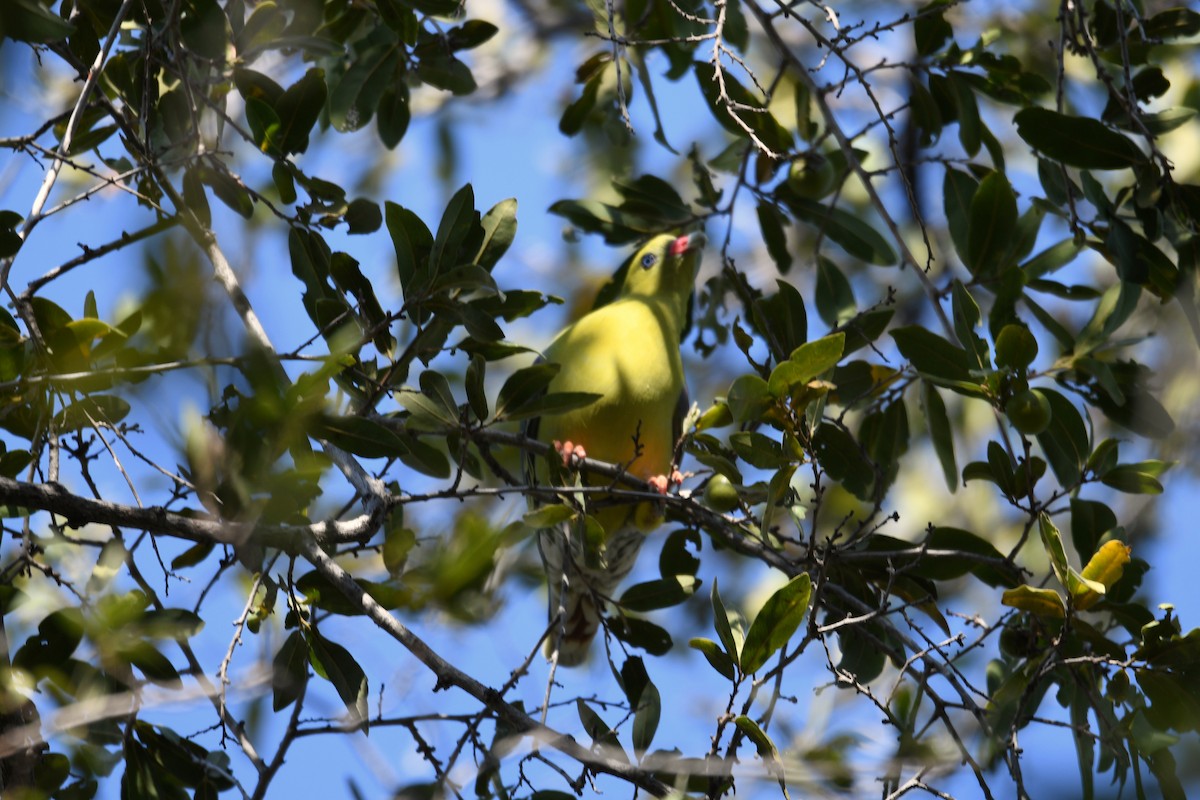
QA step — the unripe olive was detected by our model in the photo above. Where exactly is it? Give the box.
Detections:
[703,474,740,512]
[1005,389,1052,435]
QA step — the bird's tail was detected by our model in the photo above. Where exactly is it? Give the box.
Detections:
[538,525,644,667]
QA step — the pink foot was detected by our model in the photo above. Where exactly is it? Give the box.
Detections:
[647,470,686,495]
[553,440,587,468]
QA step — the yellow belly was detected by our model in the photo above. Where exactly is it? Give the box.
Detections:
[537,297,684,531]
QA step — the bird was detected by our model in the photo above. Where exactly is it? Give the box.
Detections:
[528,231,704,666]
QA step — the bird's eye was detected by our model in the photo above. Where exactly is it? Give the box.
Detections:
[640,253,658,269]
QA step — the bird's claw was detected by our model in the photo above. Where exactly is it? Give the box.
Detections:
[648,470,686,495]
[554,440,587,468]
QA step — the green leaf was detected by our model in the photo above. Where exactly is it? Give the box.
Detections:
[446,19,499,50]
[1014,108,1146,170]
[465,354,488,421]
[689,637,736,680]
[575,700,627,762]
[495,362,557,419]
[312,414,411,459]
[757,201,792,274]
[385,202,434,295]
[632,679,661,755]
[429,183,479,277]
[56,396,132,432]
[1142,7,1200,39]
[923,381,957,491]
[727,374,771,424]
[475,197,517,270]
[498,390,602,423]
[273,68,327,154]
[966,172,1018,276]
[783,195,897,266]
[307,630,369,728]
[272,631,308,711]
[693,61,792,155]
[949,70,981,156]
[813,422,874,501]
[619,576,699,612]
[815,256,856,326]
[547,199,648,244]
[1,0,76,43]
[913,0,952,55]
[1034,389,1089,487]
[710,578,740,663]
[377,82,411,149]
[839,308,894,356]
[609,616,673,656]
[729,431,784,469]
[1038,512,1072,587]
[1100,464,1165,494]
[740,573,811,674]
[755,279,808,362]
[733,715,786,791]
[344,198,382,234]
[891,326,973,384]
[944,168,978,263]
[415,53,477,96]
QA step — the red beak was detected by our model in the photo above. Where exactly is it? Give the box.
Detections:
[669,232,705,256]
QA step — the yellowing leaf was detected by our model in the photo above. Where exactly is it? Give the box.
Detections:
[1075,540,1132,610]
[1001,585,1065,618]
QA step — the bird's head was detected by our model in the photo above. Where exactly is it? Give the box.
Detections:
[622,232,706,300]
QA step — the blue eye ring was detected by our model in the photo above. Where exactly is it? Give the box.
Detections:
[640,253,658,269]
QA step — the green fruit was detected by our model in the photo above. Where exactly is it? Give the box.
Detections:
[994,324,1038,370]
[703,474,740,512]
[1005,389,1052,435]
[786,154,837,199]
[999,623,1038,658]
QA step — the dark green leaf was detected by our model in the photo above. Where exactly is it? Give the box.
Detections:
[813,422,874,501]
[783,194,897,266]
[923,381,957,491]
[307,630,369,727]
[966,172,1018,276]
[312,414,412,458]
[632,679,661,755]
[56,396,132,432]
[494,362,557,419]
[1101,464,1164,494]
[272,630,308,711]
[913,0,952,55]
[619,576,699,612]
[385,201,434,294]
[377,82,412,149]
[273,68,327,154]
[344,198,382,234]
[891,326,973,384]
[815,256,856,326]
[710,578,740,663]
[1014,108,1146,170]
[693,61,792,155]
[1034,389,1089,487]
[754,279,808,362]
[757,201,792,274]
[609,616,673,656]
[1,0,76,43]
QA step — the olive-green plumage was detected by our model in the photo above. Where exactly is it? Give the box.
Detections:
[533,232,704,666]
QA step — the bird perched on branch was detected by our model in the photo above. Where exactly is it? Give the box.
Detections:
[528,231,704,666]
